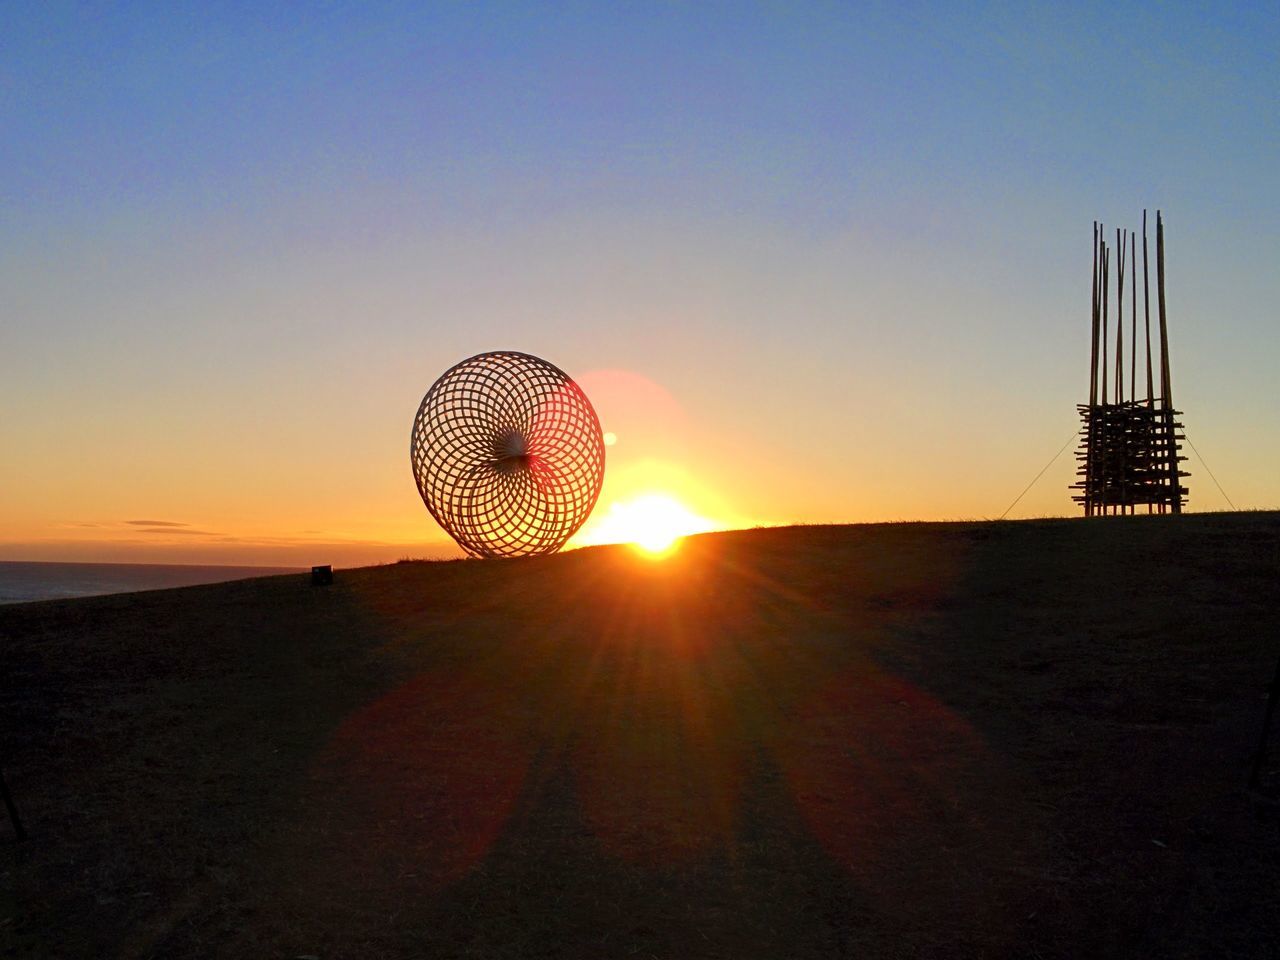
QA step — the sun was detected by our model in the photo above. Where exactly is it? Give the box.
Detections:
[579,493,718,557]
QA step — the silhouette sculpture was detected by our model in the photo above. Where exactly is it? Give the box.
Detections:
[1072,211,1188,515]
[411,351,605,558]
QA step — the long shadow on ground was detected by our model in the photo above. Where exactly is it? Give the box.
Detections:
[3,514,1279,958]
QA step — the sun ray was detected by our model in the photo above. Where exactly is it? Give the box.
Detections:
[574,493,719,557]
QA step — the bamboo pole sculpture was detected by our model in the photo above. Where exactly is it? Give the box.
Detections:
[1072,210,1187,515]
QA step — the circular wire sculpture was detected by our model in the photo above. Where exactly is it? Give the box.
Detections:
[410,351,606,559]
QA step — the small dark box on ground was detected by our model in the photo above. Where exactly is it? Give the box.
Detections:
[311,565,333,586]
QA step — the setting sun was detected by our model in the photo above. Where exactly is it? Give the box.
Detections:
[576,493,718,557]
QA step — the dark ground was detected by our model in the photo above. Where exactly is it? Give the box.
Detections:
[2,513,1279,959]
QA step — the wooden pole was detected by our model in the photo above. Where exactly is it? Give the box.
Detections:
[1131,231,1138,512]
[1144,211,1162,511]
[1116,228,1125,407]
[1090,222,1100,407]
[1143,210,1154,407]
[1116,229,1127,514]
[1130,230,1136,407]
[1087,223,1100,516]
[1101,239,1109,511]
[1157,213,1173,406]
[1101,238,1109,405]
[1156,210,1180,514]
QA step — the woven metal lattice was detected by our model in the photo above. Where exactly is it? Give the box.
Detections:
[410,351,606,558]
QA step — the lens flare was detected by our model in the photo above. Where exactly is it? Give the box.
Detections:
[581,493,717,557]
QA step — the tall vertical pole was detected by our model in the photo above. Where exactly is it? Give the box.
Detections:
[1090,222,1100,407]
[1101,238,1109,405]
[1130,231,1136,407]
[1157,213,1173,406]
[1100,239,1109,511]
[1146,212,1161,510]
[1116,228,1125,407]
[1087,223,1100,516]
[1128,231,1137,512]
[1116,229,1126,515]
[1143,211,1154,408]
[1156,210,1180,514]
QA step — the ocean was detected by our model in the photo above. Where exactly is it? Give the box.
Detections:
[0,561,302,605]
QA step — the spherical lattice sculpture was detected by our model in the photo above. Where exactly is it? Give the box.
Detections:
[410,351,606,559]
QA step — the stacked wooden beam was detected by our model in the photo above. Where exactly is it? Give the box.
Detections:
[1070,211,1188,515]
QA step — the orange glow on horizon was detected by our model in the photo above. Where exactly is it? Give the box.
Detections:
[573,492,719,557]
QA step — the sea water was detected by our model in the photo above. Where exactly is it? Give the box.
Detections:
[0,561,300,605]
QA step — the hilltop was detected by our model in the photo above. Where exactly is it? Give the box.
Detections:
[3,514,1279,959]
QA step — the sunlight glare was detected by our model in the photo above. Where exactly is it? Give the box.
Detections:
[588,493,717,557]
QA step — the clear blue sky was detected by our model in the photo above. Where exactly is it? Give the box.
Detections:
[2,2,1276,563]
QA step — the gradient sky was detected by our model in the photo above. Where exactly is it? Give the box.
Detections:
[2,2,1277,565]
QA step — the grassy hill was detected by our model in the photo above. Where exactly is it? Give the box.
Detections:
[3,514,1279,959]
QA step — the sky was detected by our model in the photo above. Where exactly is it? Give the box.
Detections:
[2,1,1276,566]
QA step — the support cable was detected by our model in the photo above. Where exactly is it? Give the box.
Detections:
[1183,434,1236,510]
[999,430,1079,520]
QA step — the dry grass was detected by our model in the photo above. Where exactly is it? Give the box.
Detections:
[2,513,1279,958]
